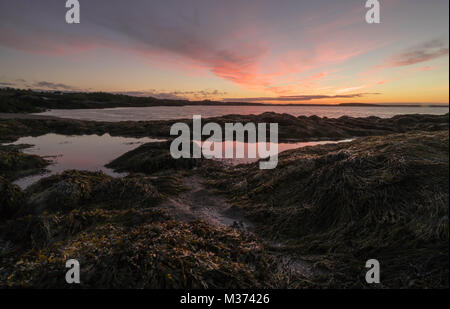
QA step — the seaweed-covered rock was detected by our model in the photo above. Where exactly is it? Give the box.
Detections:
[2,217,275,288]
[22,170,185,215]
[0,167,280,289]
[91,174,185,207]
[24,170,111,214]
[0,176,25,221]
[206,130,449,288]
[107,141,202,174]
[0,207,168,249]
[0,147,49,180]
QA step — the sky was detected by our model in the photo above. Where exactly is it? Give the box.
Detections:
[0,0,448,104]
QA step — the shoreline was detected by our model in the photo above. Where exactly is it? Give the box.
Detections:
[1,112,448,144]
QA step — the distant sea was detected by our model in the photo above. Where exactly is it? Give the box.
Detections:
[35,105,449,122]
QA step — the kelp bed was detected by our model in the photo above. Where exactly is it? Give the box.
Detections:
[202,130,449,288]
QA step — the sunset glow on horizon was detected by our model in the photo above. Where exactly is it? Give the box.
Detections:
[0,0,448,104]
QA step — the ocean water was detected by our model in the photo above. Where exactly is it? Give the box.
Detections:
[35,105,449,122]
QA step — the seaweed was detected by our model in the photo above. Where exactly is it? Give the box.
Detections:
[204,130,449,288]
[2,221,277,288]
[0,147,49,180]
[0,176,26,221]
[20,170,186,216]
[106,141,202,174]
[0,170,279,288]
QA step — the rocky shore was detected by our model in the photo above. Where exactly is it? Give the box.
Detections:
[0,112,448,143]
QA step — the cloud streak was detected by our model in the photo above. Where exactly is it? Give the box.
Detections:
[380,38,448,68]
[32,81,78,91]
[2,79,85,91]
[116,89,227,100]
[224,93,380,103]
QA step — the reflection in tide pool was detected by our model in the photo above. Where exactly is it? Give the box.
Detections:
[193,139,353,165]
[7,133,165,189]
[7,133,352,189]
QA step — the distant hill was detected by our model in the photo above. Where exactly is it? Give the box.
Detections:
[0,87,447,113]
[0,88,256,113]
